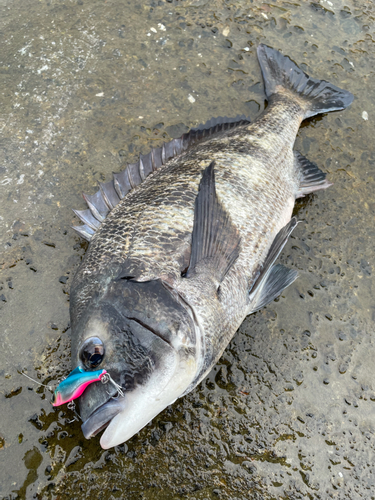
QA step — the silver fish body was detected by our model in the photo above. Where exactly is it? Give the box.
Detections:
[69,45,353,448]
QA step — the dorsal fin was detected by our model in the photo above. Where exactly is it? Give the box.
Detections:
[72,115,251,241]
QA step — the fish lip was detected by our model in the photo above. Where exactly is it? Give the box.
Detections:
[81,398,124,439]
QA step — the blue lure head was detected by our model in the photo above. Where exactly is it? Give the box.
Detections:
[52,366,107,407]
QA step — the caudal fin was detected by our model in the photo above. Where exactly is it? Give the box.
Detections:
[257,44,354,119]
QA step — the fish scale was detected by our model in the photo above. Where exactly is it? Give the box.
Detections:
[60,44,354,449]
[77,111,294,287]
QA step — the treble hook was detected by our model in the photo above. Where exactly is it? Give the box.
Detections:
[100,372,125,398]
[66,401,82,423]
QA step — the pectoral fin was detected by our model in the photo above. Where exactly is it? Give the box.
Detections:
[248,218,298,313]
[185,161,241,286]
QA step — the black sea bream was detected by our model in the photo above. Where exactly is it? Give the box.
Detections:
[67,45,353,449]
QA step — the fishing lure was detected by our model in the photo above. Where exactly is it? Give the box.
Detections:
[51,366,108,407]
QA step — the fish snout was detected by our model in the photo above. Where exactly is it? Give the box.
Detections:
[81,399,124,439]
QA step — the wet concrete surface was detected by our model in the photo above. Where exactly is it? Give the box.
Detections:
[1,0,375,498]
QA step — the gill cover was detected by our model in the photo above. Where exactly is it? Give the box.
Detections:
[70,277,200,448]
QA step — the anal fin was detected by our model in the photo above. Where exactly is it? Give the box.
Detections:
[185,161,241,286]
[249,218,298,313]
[295,151,332,198]
[249,264,298,313]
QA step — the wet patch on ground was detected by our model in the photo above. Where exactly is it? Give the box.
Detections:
[1,0,375,498]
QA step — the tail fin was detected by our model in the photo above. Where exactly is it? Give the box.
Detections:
[257,44,354,119]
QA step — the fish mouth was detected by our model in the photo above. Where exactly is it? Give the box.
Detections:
[81,398,124,439]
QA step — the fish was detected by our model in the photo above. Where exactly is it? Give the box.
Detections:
[58,44,353,449]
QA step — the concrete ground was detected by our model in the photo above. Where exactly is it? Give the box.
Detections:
[1,0,374,498]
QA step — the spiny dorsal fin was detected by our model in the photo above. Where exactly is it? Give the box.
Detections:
[185,161,241,286]
[248,217,298,313]
[72,115,251,241]
[294,151,332,198]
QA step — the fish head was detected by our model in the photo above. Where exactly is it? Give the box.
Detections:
[70,276,199,449]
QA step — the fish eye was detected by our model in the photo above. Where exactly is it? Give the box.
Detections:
[80,337,105,369]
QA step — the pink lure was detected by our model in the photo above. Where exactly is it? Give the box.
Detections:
[52,366,107,407]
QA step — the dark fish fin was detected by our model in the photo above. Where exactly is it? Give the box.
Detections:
[188,115,250,134]
[73,209,101,230]
[185,161,241,285]
[249,217,298,312]
[294,151,332,198]
[72,115,250,240]
[257,44,354,119]
[71,224,95,242]
[112,115,252,199]
[249,264,298,313]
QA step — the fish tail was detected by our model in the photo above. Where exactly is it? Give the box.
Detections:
[257,44,354,119]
